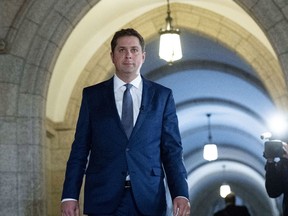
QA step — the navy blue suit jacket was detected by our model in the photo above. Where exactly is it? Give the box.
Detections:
[62,76,189,215]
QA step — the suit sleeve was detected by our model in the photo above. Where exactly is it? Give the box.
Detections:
[61,89,91,200]
[160,90,189,200]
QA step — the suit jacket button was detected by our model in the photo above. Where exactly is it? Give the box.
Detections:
[126,148,130,152]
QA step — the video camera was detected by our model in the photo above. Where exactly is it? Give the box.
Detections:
[263,140,284,159]
[261,132,285,159]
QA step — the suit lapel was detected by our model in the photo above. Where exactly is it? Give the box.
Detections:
[131,78,154,137]
[103,77,122,125]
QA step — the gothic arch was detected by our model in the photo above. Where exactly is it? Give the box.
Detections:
[65,3,287,132]
[1,0,288,215]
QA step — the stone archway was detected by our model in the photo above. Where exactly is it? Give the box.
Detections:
[64,2,288,132]
[51,2,288,215]
[1,0,288,215]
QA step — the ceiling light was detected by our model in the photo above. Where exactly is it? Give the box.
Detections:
[203,144,218,161]
[220,183,231,198]
[220,165,231,198]
[203,113,218,161]
[159,0,182,64]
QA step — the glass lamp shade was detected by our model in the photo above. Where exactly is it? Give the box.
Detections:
[159,32,182,63]
[203,143,218,161]
[220,184,231,198]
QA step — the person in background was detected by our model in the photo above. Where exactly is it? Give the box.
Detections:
[60,28,190,216]
[265,142,288,216]
[213,192,251,216]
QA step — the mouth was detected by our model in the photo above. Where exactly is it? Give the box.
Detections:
[123,62,134,66]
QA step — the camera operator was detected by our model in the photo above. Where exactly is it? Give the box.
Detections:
[265,141,288,216]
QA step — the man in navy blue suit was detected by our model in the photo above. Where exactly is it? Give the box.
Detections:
[61,28,190,216]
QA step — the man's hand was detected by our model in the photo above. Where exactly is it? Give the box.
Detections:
[173,197,190,216]
[61,200,80,216]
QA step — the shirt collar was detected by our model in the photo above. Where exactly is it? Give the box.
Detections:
[114,74,142,91]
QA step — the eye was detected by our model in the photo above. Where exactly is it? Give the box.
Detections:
[131,48,138,53]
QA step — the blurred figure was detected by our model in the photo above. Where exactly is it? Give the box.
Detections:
[213,192,251,216]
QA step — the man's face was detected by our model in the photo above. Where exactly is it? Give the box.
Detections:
[111,36,145,78]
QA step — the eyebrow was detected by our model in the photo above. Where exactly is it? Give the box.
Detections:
[117,44,140,48]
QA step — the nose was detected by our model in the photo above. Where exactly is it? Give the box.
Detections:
[125,50,132,58]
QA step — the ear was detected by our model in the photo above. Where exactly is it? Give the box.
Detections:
[142,51,146,63]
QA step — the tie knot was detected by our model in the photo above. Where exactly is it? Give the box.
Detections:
[125,83,132,90]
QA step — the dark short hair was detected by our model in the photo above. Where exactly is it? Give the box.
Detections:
[225,192,236,204]
[111,28,145,53]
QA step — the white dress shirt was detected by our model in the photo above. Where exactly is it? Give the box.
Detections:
[114,74,142,181]
[114,74,142,125]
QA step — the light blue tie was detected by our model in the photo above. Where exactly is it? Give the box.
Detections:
[122,83,133,138]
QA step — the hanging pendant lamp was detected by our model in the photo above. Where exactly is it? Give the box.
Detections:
[203,113,218,161]
[220,165,231,198]
[159,0,182,64]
